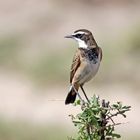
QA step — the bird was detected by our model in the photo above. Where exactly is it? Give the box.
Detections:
[65,29,102,105]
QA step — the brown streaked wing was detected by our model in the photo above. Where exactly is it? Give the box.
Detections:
[70,50,81,83]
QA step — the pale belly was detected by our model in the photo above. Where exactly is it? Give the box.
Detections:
[78,59,100,85]
[82,63,99,83]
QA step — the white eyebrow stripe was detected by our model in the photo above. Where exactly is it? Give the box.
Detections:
[76,31,85,34]
[72,31,85,35]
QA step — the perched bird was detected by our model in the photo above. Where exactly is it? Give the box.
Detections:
[65,29,102,104]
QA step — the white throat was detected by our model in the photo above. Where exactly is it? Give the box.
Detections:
[76,38,88,49]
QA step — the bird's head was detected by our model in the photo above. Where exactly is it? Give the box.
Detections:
[65,29,97,49]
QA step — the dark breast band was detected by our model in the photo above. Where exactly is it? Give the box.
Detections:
[80,48,99,64]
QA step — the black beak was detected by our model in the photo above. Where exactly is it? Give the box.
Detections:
[64,35,74,39]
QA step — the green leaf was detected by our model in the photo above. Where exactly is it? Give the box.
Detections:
[112,104,119,108]
[74,99,81,106]
[111,133,121,138]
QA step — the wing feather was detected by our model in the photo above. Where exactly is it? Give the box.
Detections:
[70,50,81,83]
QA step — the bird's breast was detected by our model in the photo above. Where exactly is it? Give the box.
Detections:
[78,57,100,84]
[86,58,100,77]
[73,48,101,85]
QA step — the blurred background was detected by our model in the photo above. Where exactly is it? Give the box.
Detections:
[0,0,140,139]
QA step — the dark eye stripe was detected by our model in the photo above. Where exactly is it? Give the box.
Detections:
[74,34,83,38]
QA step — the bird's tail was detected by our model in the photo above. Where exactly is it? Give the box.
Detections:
[65,85,79,105]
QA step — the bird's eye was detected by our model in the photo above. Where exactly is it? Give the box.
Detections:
[74,34,83,38]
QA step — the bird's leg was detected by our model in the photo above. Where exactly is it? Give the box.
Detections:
[80,86,90,103]
[72,85,85,106]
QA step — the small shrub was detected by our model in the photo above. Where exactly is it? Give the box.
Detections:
[68,95,131,140]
